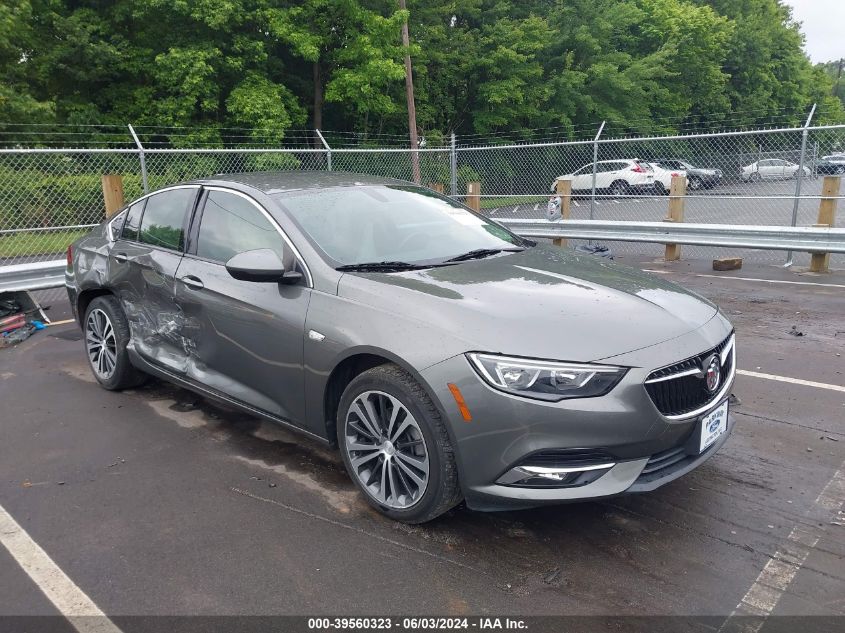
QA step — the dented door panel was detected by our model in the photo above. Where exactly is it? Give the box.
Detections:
[109,244,191,373]
[174,256,311,425]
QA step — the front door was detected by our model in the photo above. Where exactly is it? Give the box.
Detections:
[174,188,311,426]
[109,186,198,373]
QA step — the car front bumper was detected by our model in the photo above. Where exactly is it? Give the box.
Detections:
[419,313,735,511]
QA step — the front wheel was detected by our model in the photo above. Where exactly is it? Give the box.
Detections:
[688,176,702,191]
[338,364,462,523]
[653,181,666,195]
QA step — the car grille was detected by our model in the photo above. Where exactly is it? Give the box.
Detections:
[644,333,734,418]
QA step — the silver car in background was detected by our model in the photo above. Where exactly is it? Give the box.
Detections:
[66,172,735,523]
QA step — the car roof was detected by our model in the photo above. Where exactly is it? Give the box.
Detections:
[191,170,413,195]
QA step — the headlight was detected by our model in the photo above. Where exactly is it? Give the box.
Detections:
[466,353,627,401]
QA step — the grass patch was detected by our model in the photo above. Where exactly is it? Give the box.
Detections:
[0,229,90,259]
[479,195,547,210]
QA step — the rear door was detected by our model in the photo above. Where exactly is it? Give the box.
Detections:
[174,187,311,426]
[110,186,199,373]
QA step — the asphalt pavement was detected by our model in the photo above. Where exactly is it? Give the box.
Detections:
[0,258,843,630]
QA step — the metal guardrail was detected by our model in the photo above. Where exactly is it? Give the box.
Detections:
[2,219,843,294]
[0,260,66,293]
[496,219,845,253]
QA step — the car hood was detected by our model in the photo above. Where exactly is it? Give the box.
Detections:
[337,245,718,363]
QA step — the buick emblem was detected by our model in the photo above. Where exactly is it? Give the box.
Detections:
[704,355,721,393]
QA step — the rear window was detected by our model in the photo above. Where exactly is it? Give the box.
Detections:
[121,200,145,241]
[138,188,195,251]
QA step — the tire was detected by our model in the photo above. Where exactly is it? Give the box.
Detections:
[609,180,628,197]
[83,295,147,390]
[653,181,666,195]
[749,172,760,183]
[688,177,702,191]
[337,363,462,523]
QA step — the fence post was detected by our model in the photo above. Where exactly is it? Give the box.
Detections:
[466,182,481,212]
[809,175,840,273]
[785,103,816,267]
[315,129,332,171]
[101,175,125,218]
[450,132,458,197]
[589,121,606,221]
[127,124,149,194]
[663,174,687,261]
[553,178,572,247]
[429,183,445,193]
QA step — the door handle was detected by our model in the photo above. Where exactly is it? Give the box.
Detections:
[180,275,204,290]
[114,252,128,263]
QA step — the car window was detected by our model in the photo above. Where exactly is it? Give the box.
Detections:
[573,164,592,175]
[197,190,285,264]
[121,200,145,241]
[138,189,194,251]
[274,185,523,266]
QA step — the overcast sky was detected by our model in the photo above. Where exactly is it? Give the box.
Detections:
[782,0,844,64]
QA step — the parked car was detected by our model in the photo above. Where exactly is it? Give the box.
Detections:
[740,159,811,182]
[550,159,656,196]
[647,162,687,195]
[653,159,722,190]
[821,154,845,166]
[67,172,735,523]
[813,158,845,175]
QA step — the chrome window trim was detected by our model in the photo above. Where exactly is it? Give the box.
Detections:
[116,185,201,245]
[202,186,314,288]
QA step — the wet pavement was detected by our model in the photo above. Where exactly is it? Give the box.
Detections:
[0,258,843,624]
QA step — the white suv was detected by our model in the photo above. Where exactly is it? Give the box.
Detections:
[551,159,656,196]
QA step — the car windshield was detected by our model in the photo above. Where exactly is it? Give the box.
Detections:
[273,185,525,267]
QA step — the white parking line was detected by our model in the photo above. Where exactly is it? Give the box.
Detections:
[0,504,122,633]
[512,206,519,213]
[815,466,845,512]
[692,274,845,289]
[720,459,845,632]
[612,200,620,204]
[573,200,579,207]
[736,369,845,393]
[533,203,539,211]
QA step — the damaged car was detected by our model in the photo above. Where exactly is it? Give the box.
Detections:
[66,172,735,523]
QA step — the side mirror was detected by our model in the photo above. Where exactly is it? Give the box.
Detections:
[225,249,301,284]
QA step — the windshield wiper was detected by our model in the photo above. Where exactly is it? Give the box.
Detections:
[336,261,435,272]
[444,247,524,263]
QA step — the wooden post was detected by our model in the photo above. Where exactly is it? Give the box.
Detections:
[664,174,687,261]
[428,183,444,194]
[553,178,572,247]
[101,174,125,218]
[466,181,481,212]
[809,175,840,273]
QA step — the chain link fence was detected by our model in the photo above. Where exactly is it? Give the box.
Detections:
[2,122,844,304]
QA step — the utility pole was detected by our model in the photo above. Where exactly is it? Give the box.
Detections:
[399,0,421,183]
[835,58,844,99]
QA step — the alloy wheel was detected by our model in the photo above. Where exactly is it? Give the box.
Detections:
[86,308,117,379]
[344,390,429,509]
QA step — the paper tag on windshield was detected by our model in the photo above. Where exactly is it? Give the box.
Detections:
[546,196,561,221]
